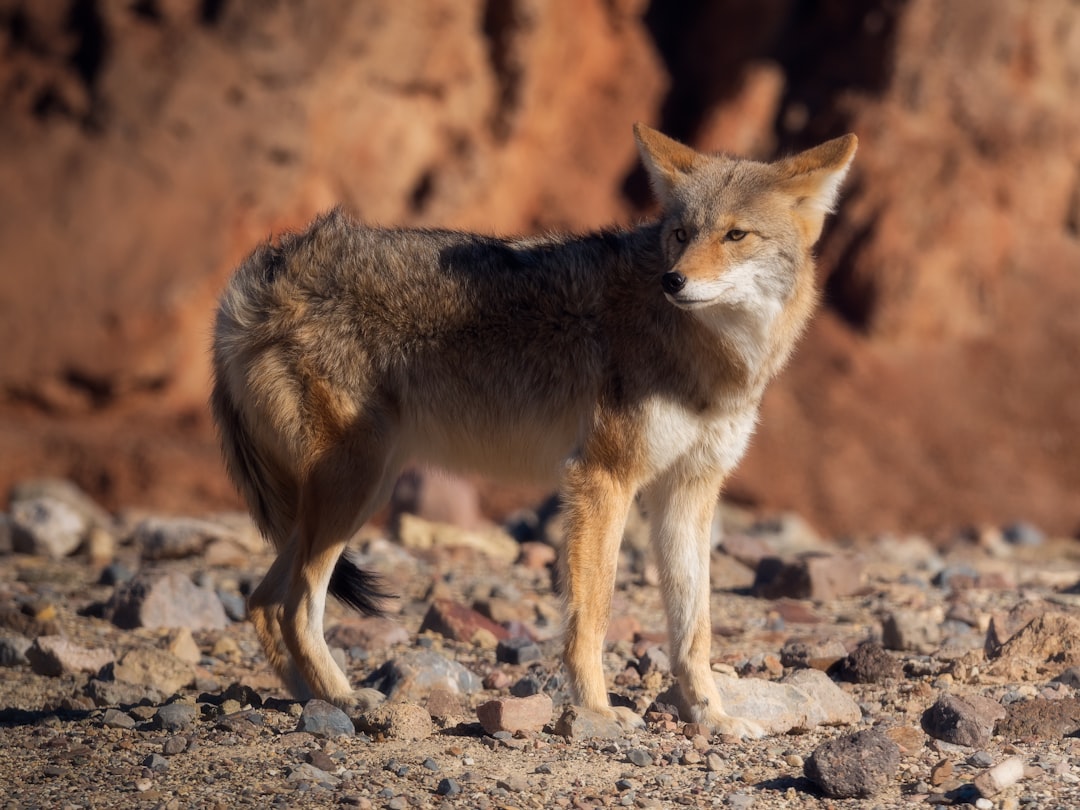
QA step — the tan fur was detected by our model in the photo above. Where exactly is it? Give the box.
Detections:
[211,124,856,737]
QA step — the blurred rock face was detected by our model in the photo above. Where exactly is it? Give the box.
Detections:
[0,0,1077,535]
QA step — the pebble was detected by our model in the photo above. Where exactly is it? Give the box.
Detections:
[325,616,409,651]
[435,778,461,796]
[101,708,136,729]
[295,700,355,738]
[996,696,1080,740]
[419,597,508,646]
[496,636,542,665]
[133,516,229,560]
[638,645,670,676]
[162,736,188,755]
[142,753,169,772]
[627,748,653,767]
[287,762,340,788]
[882,607,943,653]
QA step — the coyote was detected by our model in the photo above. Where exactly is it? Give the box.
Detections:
[211,124,857,738]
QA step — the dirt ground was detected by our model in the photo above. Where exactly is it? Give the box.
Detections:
[3,489,1080,809]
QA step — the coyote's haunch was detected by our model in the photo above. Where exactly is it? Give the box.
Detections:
[211,124,857,738]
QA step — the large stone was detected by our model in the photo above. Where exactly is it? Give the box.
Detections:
[295,699,355,738]
[10,497,88,558]
[133,516,235,560]
[804,729,900,798]
[354,702,432,741]
[921,693,1006,748]
[27,636,114,677]
[107,648,196,696]
[107,571,229,631]
[656,669,859,736]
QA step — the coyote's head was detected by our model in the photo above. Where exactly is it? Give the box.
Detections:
[634,123,857,315]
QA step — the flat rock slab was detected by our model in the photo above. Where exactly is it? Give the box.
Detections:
[27,635,114,677]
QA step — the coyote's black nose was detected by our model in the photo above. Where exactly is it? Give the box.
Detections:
[662,271,686,295]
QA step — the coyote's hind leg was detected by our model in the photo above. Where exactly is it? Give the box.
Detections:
[280,428,400,708]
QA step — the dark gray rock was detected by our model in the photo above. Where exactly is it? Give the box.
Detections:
[295,699,355,738]
[804,728,900,798]
[922,693,1006,748]
[496,637,542,665]
[436,778,461,796]
[155,702,196,731]
[833,641,903,683]
[101,708,136,729]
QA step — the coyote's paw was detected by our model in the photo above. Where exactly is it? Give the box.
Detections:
[602,704,646,730]
[330,687,386,714]
[706,711,766,740]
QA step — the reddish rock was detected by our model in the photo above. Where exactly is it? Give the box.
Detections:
[325,616,410,652]
[476,694,553,736]
[419,599,509,645]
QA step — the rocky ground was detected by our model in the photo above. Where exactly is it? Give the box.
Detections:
[3,477,1080,809]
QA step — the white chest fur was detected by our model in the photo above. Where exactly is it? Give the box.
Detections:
[640,397,758,481]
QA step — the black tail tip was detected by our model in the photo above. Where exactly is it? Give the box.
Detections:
[329,552,395,616]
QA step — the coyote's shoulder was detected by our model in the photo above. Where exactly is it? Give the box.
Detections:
[211,124,857,738]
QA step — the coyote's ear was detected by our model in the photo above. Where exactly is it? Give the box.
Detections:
[634,123,699,207]
[777,134,858,215]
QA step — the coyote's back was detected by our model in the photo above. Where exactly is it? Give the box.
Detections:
[211,124,856,734]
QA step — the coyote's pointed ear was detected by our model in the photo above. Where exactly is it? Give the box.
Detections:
[634,123,699,207]
[778,134,858,215]
[776,134,858,241]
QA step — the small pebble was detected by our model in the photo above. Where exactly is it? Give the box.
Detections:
[627,748,653,767]
[435,778,461,796]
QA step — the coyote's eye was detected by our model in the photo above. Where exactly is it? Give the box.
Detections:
[673,227,688,243]
[725,229,747,242]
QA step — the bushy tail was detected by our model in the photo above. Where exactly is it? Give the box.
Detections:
[210,374,298,551]
[210,360,391,616]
